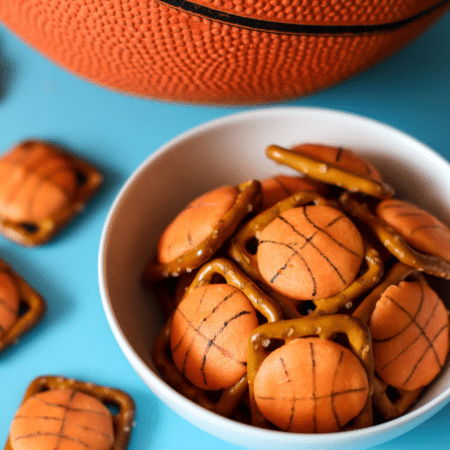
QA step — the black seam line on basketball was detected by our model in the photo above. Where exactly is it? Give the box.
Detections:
[14,433,92,450]
[55,389,76,450]
[331,350,345,429]
[12,415,113,439]
[200,309,250,386]
[256,387,369,402]
[335,147,344,163]
[172,287,209,375]
[410,223,450,236]
[279,212,348,285]
[278,356,295,431]
[154,0,450,35]
[259,239,316,297]
[33,397,111,416]
[4,152,71,207]
[171,287,207,355]
[302,207,363,259]
[401,323,448,387]
[310,341,318,433]
[374,289,444,376]
[184,200,224,249]
[372,287,425,343]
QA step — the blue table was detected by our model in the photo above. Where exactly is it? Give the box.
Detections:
[1,11,450,449]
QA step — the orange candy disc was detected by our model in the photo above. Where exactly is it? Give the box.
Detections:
[376,199,450,262]
[0,142,78,224]
[253,337,369,433]
[9,388,114,450]
[257,205,364,300]
[158,185,238,264]
[291,144,382,181]
[370,280,449,391]
[260,174,321,210]
[0,270,20,338]
[171,283,258,390]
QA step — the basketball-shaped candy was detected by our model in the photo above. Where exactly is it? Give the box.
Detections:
[257,204,364,300]
[0,141,78,224]
[376,199,450,262]
[0,270,20,338]
[9,388,114,450]
[1,0,449,104]
[170,283,259,390]
[254,337,369,433]
[260,174,323,210]
[291,144,383,181]
[370,280,449,391]
[157,185,238,264]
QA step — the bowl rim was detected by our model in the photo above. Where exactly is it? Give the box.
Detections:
[98,106,450,449]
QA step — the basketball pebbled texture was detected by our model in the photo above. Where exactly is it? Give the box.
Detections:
[1,0,449,104]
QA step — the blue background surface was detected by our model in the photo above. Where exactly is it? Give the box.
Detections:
[1,9,450,449]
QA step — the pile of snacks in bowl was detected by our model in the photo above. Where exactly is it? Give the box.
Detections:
[143,142,449,433]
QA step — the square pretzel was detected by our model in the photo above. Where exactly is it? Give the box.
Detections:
[5,375,135,450]
[0,258,45,354]
[228,191,384,318]
[247,314,374,431]
[0,140,103,246]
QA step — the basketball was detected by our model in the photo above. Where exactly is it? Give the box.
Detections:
[1,0,449,104]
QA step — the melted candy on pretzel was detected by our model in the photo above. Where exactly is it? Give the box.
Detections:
[171,283,259,390]
[0,141,78,224]
[253,337,369,433]
[260,174,323,210]
[158,185,238,264]
[9,388,114,450]
[290,143,382,181]
[376,199,450,262]
[257,204,364,300]
[369,280,449,391]
[0,270,20,338]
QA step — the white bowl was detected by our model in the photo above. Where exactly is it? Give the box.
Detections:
[98,107,450,450]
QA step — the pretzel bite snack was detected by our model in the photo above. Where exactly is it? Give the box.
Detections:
[266,143,394,199]
[144,180,261,283]
[369,279,449,392]
[0,259,45,354]
[376,199,450,263]
[257,204,364,301]
[171,283,258,390]
[154,257,282,417]
[248,315,373,432]
[6,375,135,450]
[341,193,450,279]
[0,140,103,246]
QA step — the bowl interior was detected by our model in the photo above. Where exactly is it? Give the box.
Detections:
[99,107,450,450]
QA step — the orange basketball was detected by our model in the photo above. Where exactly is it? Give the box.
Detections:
[1,0,449,104]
